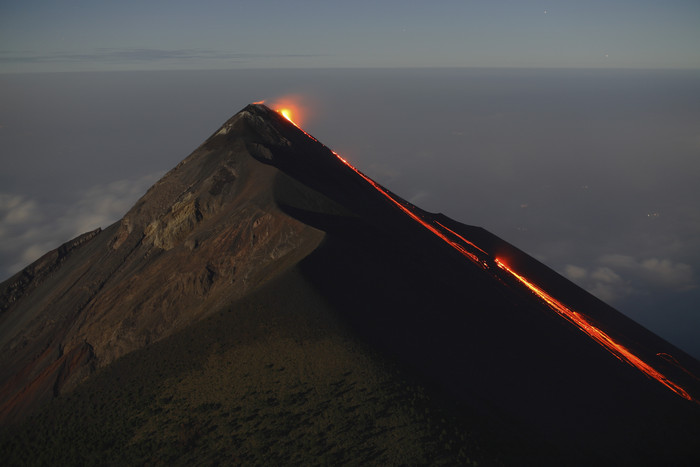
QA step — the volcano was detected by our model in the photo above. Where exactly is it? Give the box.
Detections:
[1,104,699,464]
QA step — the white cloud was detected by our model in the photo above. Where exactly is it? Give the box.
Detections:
[563,264,587,281]
[0,194,39,225]
[590,266,622,284]
[599,254,696,291]
[564,254,697,305]
[61,173,162,238]
[639,258,694,290]
[564,264,632,302]
[0,172,162,279]
[588,266,632,302]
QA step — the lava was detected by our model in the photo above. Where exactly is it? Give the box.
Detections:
[331,150,486,267]
[268,102,697,404]
[434,220,488,256]
[495,258,696,403]
[279,108,295,125]
[272,95,307,128]
[658,352,700,381]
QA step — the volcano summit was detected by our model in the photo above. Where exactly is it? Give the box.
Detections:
[1,104,699,464]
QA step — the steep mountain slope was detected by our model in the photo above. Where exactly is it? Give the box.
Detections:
[0,105,327,424]
[1,104,699,464]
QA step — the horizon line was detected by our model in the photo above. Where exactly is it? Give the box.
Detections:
[3,65,700,76]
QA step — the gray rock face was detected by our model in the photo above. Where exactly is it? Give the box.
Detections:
[0,228,102,314]
[0,106,328,423]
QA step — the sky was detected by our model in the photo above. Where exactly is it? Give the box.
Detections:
[1,1,700,72]
[0,3,699,357]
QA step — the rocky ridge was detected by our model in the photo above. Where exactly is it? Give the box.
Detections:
[0,105,329,424]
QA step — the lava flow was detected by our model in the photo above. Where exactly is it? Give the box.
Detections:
[279,108,295,124]
[272,96,307,128]
[332,149,488,267]
[273,107,486,264]
[272,104,697,404]
[494,258,696,403]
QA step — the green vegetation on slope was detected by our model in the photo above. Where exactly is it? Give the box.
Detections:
[0,266,515,465]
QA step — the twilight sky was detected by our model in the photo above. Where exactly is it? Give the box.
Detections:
[2,1,700,72]
[0,3,699,357]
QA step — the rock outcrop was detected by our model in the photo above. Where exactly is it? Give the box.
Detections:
[0,228,101,314]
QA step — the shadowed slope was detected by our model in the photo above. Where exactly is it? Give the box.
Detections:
[242,105,700,462]
[2,265,525,466]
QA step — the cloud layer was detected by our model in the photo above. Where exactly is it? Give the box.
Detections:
[0,48,321,72]
[564,254,696,304]
[0,172,161,278]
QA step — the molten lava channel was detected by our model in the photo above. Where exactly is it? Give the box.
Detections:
[494,259,695,403]
[272,105,697,404]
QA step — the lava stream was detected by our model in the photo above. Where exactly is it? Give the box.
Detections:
[274,105,696,404]
[495,258,696,403]
[276,108,485,265]
[331,150,486,267]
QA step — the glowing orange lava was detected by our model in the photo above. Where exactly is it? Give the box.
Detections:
[278,108,296,125]
[434,221,488,256]
[658,353,700,381]
[332,151,486,266]
[270,95,307,128]
[265,101,697,404]
[495,258,696,403]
